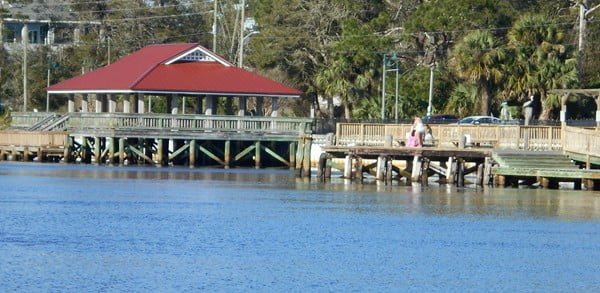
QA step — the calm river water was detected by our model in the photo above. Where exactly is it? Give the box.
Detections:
[1,162,600,292]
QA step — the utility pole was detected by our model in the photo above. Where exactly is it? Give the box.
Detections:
[21,24,28,112]
[213,0,218,53]
[238,0,245,67]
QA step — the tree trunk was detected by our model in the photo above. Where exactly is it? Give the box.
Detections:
[344,102,352,119]
[479,84,490,116]
[327,96,334,118]
[539,91,551,120]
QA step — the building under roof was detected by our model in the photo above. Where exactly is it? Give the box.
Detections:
[47,43,302,116]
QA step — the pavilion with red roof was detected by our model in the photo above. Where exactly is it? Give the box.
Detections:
[47,43,302,116]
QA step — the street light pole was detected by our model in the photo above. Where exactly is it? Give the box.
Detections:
[22,24,28,112]
[46,54,50,112]
[381,55,386,120]
[427,63,435,116]
[238,0,245,67]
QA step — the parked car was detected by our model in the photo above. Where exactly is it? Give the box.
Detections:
[458,116,502,125]
[421,114,459,124]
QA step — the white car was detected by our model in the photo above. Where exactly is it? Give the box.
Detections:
[458,116,502,125]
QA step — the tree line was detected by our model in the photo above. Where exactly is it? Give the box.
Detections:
[1,0,599,121]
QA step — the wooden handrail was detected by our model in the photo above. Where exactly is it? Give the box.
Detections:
[335,123,562,150]
[64,113,314,135]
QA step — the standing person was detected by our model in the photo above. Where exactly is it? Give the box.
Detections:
[412,117,426,146]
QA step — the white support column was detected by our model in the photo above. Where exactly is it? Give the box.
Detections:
[95,94,103,113]
[136,93,145,114]
[81,94,88,112]
[271,97,279,117]
[68,94,75,113]
[182,96,186,114]
[107,94,116,113]
[123,95,131,113]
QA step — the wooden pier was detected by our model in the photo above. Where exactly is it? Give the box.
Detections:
[1,112,314,177]
[317,123,600,190]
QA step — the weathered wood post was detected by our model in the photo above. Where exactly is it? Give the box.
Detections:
[317,153,329,179]
[224,140,231,169]
[386,157,393,184]
[302,137,312,177]
[474,163,484,186]
[156,138,164,167]
[411,155,422,182]
[63,135,72,163]
[94,137,101,165]
[376,156,385,181]
[325,156,332,179]
[295,139,304,176]
[446,157,456,184]
[119,137,126,165]
[420,157,430,186]
[108,137,115,165]
[189,139,196,168]
[23,147,29,162]
[483,157,492,185]
[456,158,465,187]
[344,155,353,179]
[255,141,261,169]
[353,156,363,182]
[289,142,296,171]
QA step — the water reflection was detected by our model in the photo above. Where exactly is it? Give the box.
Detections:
[1,161,599,220]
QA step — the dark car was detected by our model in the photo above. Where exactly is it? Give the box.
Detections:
[421,114,459,124]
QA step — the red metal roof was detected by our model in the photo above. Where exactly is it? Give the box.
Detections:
[48,43,302,97]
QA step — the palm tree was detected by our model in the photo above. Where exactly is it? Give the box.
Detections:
[506,14,578,120]
[450,30,505,116]
[444,83,479,117]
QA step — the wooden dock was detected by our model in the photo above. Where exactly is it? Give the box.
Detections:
[316,123,600,190]
[319,145,492,187]
[1,112,314,177]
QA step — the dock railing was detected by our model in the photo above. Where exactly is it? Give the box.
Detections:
[562,126,600,163]
[64,113,313,136]
[0,131,67,148]
[10,112,57,129]
[335,123,562,150]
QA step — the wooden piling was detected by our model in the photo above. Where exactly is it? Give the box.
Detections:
[354,156,363,182]
[224,140,231,169]
[119,138,125,165]
[189,139,196,168]
[255,141,261,169]
[385,157,393,184]
[108,137,115,165]
[302,137,312,178]
[411,155,422,182]
[457,158,465,187]
[421,157,430,186]
[344,155,353,179]
[94,137,101,165]
[376,156,385,181]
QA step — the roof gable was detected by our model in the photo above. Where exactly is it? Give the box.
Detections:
[164,46,233,66]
